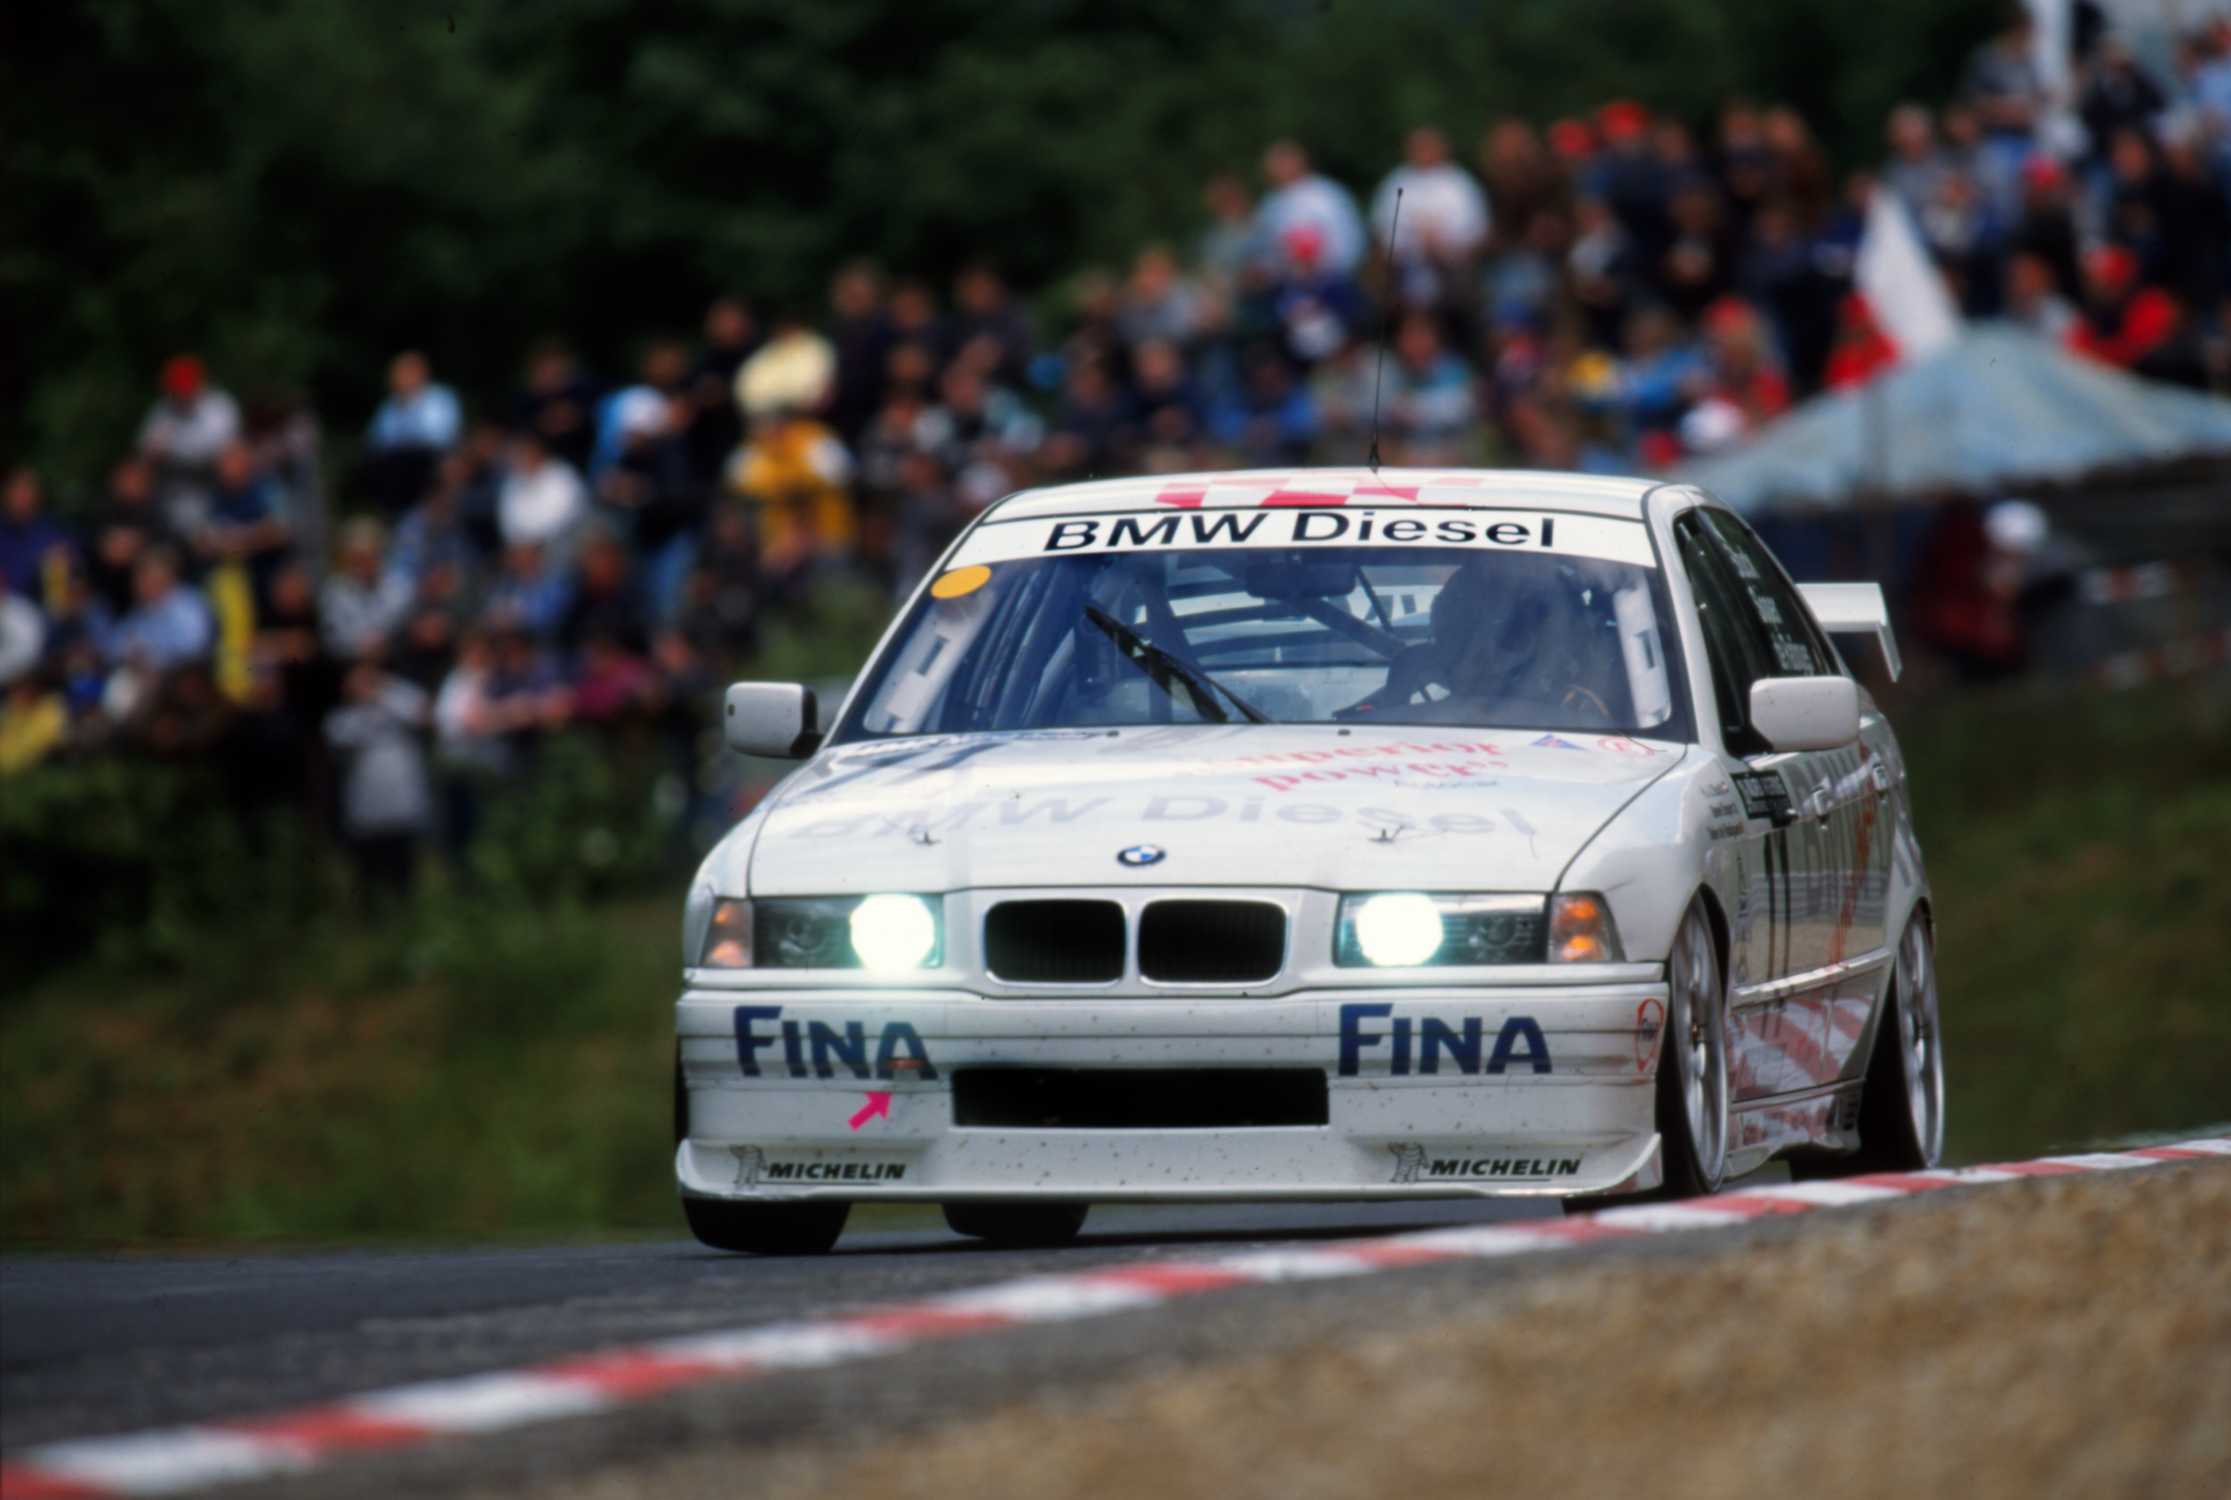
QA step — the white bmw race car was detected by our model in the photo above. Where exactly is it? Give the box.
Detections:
[675,469,1944,1253]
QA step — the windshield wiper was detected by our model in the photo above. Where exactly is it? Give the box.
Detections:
[1081,604,1272,725]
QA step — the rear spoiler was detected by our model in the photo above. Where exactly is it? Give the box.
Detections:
[1797,582,1902,682]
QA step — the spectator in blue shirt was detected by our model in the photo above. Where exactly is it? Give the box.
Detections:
[369,350,463,453]
[108,547,212,672]
[1383,313,1480,464]
[1960,12,2046,220]
[1,468,74,605]
[483,539,574,641]
[193,442,292,599]
[480,622,572,754]
[2190,23,2231,182]
[1208,345,1320,465]
[365,350,463,513]
[1620,303,1709,437]
[387,461,481,601]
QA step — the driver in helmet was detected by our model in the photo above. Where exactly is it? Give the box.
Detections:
[1343,551,1622,724]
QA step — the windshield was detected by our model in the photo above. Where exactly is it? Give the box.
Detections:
[833,507,1690,743]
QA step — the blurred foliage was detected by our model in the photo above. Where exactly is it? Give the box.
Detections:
[462,731,685,897]
[2,0,2004,491]
[0,757,341,975]
[0,730,679,983]
[1899,681,2231,1161]
[749,575,893,682]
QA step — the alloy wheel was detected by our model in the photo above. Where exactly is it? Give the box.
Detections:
[1668,904,1729,1188]
[1894,915,1946,1165]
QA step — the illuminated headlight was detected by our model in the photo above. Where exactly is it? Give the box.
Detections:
[1548,892,1624,963]
[848,893,940,973]
[696,896,944,971]
[1345,893,1445,966]
[1336,893,1548,967]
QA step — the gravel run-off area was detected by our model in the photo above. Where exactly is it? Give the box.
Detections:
[517,1162,2231,1500]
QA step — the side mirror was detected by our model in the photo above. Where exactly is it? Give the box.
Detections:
[723,682,821,759]
[1748,676,1859,753]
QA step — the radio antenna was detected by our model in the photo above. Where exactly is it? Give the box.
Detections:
[1366,185,1403,475]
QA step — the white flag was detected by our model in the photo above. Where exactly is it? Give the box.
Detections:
[1854,186,1960,361]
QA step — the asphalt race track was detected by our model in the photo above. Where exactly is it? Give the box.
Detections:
[1,1198,1546,1453]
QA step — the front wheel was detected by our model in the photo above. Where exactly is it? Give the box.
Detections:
[1654,899,1731,1198]
[943,1201,1089,1246]
[683,1197,850,1255]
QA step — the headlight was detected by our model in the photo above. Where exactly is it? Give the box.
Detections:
[1345,893,1446,966]
[848,893,940,973]
[695,895,944,971]
[1336,893,1548,967]
[1548,892,1624,963]
[756,897,855,968]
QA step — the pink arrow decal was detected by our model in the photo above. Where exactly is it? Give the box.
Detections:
[848,1091,892,1130]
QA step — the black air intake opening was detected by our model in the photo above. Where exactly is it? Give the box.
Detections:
[1138,900,1285,983]
[984,899,1125,983]
[952,1068,1328,1128]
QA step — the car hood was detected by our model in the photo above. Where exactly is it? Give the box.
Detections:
[743,724,1685,895]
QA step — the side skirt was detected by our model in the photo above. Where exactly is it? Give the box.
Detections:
[1726,1081,1866,1179]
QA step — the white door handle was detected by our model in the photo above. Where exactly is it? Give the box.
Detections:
[1807,786,1834,821]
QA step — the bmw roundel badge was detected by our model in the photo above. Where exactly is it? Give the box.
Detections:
[1116,844,1166,868]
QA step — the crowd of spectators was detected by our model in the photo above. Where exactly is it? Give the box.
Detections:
[6,8,2231,888]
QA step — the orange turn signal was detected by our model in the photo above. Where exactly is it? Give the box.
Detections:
[1549,892,1623,963]
[700,899,753,968]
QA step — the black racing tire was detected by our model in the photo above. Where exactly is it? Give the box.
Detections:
[1794,913,1945,1180]
[683,1197,850,1255]
[1651,897,1733,1199]
[942,1201,1090,1246]
[672,1050,688,1144]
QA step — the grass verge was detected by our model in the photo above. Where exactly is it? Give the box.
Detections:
[3,895,682,1245]
[1898,680,2231,1160]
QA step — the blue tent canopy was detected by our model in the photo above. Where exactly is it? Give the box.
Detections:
[1673,324,2231,513]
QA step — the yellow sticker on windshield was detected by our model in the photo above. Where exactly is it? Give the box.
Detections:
[931,564,992,600]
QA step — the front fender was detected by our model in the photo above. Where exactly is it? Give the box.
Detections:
[1558,760,1730,964]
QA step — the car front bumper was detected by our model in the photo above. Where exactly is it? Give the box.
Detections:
[676,978,1670,1202]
